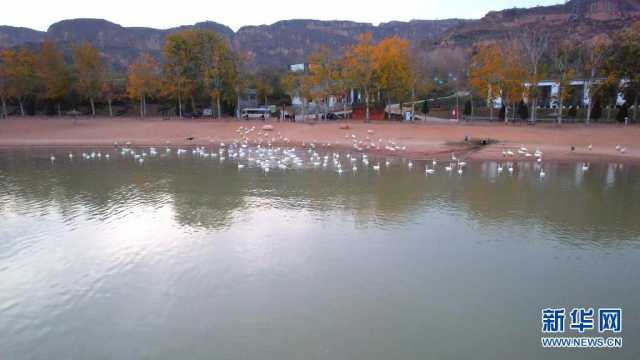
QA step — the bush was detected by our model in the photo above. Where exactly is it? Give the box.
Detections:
[517,100,529,121]
[616,103,629,123]
[463,100,472,116]
[421,100,430,114]
[591,101,602,120]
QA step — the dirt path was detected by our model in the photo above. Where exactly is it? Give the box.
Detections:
[0,117,638,162]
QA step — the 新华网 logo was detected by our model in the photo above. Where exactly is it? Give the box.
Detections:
[541,307,622,348]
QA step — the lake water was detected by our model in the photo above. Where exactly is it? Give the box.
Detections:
[1,147,639,360]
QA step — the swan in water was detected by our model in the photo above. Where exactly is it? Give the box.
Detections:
[508,165,514,174]
[425,166,435,175]
[68,153,73,160]
[582,163,589,171]
[497,164,504,173]
[372,163,381,171]
[540,168,546,177]
[105,154,110,160]
[445,164,452,172]
[407,161,414,169]
[237,164,245,169]
[50,154,56,162]
[457,167,463,175]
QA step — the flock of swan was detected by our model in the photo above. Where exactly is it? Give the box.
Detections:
[46,125,626,178]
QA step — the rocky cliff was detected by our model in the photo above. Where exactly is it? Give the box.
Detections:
[0,0,638,71]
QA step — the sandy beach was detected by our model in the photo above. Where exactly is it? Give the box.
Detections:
[0,117,638,162]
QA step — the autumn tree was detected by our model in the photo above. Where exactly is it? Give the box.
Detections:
[550,41,579,124]
[163,31,197,118]
[255,72,274,106]
[469,43,504,121]
[607,21,640,122]
[193,30,234,119]
[102,70,125,117]
[0,50,11,118]
[281,69,312,121]
[343,33,376,122]
[408,51,435,120]
[38,40,70,116]
[73,42,105,116]
[228,50,249,119]
[516,27,549,123]
[3,48,39,116]
[501,42,527,122]
[373,37,412,119]
[580,35,611,125]
[308,46,336,119]
[333,57,353,120]
[127,53,159,117]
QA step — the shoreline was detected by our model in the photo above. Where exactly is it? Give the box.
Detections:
[0,117,638,163]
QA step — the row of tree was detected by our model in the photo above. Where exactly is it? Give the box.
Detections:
[1,22,639,122]
[0,41,109,117]
[0,29,244,119]
[281,33,432,121]
[469,21,640,124]
[0,31,431,121]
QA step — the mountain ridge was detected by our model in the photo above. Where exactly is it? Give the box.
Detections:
[1,0,638,71]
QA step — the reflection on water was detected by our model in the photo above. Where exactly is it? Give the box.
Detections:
[0,149,639,360]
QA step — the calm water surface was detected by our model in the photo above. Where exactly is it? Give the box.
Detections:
[1,148,639,360]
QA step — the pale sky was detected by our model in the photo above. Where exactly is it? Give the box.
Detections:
[1,0,564,32]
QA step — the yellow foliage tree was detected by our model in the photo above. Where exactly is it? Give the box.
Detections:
[470,43,504,121]
[127,53,160,117]
[73,42,105,116]
[39,40,70,116]
[2,48,39,116]
[308,46,335,119]
[501,42,527,122]
[373,36,412,119]
[0,50,11,118]
[343,33,376,122]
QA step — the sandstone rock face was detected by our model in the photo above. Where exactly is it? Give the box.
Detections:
[0,0,638,71]
[0,25,44,48]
